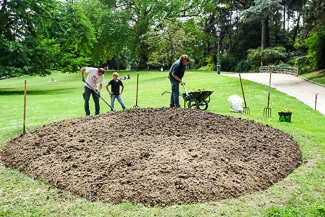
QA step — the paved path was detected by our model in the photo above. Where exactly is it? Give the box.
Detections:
[223,73,325,116]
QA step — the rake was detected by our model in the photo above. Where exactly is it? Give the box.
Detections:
[83,80,114,111]
[239,74,250,114]
[263,71,272,117]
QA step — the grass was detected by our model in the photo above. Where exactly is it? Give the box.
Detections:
[301,69,325,85]
[0,70,325,217]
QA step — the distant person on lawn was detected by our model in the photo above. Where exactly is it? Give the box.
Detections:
[106,72,126,112]
[81,67,105,116]
[168,54,190,107]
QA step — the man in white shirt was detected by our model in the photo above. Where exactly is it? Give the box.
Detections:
[81,67,105,116]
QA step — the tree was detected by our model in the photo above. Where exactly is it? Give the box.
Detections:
[111,0,182,69]
[280,0,304,46]
[146,18,207,67]
[48,1,96,72]
[241,0,282,66]
[78,0,133,66]
[96,0,212,69]
[304,0,325,34]
[304,31,325,70]
[0,0,58,76]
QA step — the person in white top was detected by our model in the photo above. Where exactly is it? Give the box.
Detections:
[81,67,105,116]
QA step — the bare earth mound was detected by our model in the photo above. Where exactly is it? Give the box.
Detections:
[1,108,302,206]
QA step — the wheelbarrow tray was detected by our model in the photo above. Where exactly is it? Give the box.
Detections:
[182,90,214,102]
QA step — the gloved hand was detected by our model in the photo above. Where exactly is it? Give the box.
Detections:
[82,77,85,82]
[180,80,185,85]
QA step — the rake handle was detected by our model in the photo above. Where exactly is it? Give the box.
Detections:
[84,80,114,111]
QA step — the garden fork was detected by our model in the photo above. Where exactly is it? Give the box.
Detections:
[263,71,272,117]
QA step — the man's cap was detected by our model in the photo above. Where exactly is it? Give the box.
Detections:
[180,54,190,62]
[113,72,119,76]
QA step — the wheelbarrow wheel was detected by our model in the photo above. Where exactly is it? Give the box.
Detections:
[199,100,208,110]
[188,99,199,109]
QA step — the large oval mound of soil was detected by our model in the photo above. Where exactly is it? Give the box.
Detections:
[1,108,302,206]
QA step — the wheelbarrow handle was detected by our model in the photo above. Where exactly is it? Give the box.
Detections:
[182,83,189,96]
[162,91,171,95]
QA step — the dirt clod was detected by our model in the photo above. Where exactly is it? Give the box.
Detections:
[1,108,302,206]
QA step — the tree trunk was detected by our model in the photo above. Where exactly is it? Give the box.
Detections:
[139,55,148,70]
[266,17,269,48]
[138,42,149,70]
[283,6,286,35]
[292,15,301,44]
[228,10,232,52]
[261,17,266,66]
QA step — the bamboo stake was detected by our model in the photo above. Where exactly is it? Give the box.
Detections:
[23,80,27,135]
[133,73,140,108]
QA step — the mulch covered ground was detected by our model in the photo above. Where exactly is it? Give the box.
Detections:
[1,108,302,206]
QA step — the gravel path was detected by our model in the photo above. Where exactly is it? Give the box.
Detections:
[224,73,325,116]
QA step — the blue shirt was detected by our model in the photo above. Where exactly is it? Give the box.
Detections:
[168,59,186,81]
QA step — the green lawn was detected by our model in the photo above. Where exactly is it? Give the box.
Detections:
[0,71,324,217]
[301,69,325,85]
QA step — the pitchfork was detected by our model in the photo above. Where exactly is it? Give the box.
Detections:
[239,74,250,114]
[263,71,272,117]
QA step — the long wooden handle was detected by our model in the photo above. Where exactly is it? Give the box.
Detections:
[23,80,27,135]
[239,74,247,107]
[267,72,272,107]
[84,80,114,111]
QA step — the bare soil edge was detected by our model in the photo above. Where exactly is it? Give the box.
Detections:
[1,108,302,206]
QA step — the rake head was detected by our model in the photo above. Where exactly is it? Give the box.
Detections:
[263,107,272,117]
[243,106,250,114]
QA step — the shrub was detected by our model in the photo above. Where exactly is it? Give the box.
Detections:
[247,46,287,66]
[220,54,237,72]
[277,63,291,67]
[235,60,252,72]
[305,30,325,70]
[294,55,314,74]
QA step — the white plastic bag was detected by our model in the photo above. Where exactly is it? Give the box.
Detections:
[228,94,244,113]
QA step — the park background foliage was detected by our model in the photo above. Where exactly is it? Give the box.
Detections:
[1,0,325,76]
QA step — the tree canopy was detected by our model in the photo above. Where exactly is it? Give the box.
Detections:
[0,0,324,76]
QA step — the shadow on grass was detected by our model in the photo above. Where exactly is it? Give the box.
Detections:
[0,88,76,96]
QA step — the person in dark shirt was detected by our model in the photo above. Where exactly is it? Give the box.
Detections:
[168,54,190,107]
[106,72,126,111]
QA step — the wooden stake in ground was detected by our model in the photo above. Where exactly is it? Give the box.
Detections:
[133,73,140,108]
[263,72,272,117]
[23,80,27,135]
[315,93,319,110]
